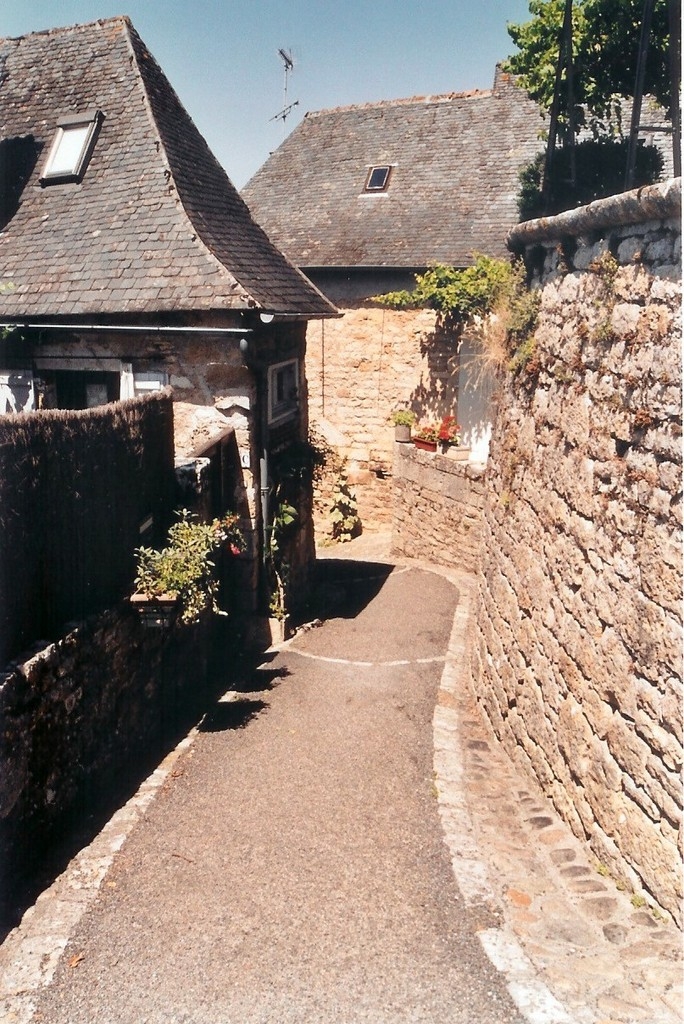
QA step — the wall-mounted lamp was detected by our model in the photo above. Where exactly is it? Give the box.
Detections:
[239,337,249,355]
[259,313,275,324]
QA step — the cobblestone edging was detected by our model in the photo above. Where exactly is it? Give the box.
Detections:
[391,443,485,572]
[473,180,682,924]
[434,564,682,1024]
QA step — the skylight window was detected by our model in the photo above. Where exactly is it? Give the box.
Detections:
[364,165,392,192]
[41,110,103,184]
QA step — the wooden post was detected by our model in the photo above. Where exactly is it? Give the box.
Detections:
[625,0,655,191]
[668,0,681,177]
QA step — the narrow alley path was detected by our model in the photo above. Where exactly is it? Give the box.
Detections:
[27,561,524,1024]
[1,541,681,1024]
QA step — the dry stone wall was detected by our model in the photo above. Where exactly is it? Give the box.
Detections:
[0,603,212,899]
[473,180,682,923]
[392,445,485,573]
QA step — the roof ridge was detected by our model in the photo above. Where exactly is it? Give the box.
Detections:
[120,19,253,306]
[122,20,334,315]
[1,15,131,44]
[304,88,493,119]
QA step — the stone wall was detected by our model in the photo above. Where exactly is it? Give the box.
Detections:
[472,180,682,923]
[392,444,485,573]
[0,602,213,898]
[306,306,460,530]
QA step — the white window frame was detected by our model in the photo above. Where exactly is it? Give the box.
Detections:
[40,110,103,184]
[268,358,299,425]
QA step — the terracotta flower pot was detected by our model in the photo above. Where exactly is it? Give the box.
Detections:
[130,591,178,628]
[413,437,437,452]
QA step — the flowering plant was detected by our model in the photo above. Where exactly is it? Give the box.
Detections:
[437,415,461,444]
[414,423,440,442]
[134,510,244,624]
[414,415,461,445]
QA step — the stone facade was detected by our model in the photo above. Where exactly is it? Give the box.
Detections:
[472,180,682,923]
[306,306,462,529]
[19,320,315,620]
[392,445,485,573]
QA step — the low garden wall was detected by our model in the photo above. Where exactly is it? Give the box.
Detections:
[472,179,682,923]
[391,444,485,572]
[0,602,213,906]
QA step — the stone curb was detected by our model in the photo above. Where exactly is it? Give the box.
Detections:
[0,734,197,1024]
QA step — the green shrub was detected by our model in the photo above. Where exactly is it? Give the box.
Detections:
[518,140,664,221]
[134,510,243,624]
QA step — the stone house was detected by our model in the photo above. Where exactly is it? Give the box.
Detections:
[0,16,336,616]
[242,68,544,523]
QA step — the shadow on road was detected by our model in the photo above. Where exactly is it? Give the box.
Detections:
[199,699,268,733]
[0,626,279,944]
[300,558,396,623]
[0,561,393,944]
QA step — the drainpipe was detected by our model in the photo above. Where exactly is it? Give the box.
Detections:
[260,449,270,565]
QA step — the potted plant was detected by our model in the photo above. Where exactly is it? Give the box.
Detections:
[132,510,244,627]
[412,422,440,452]
[413,415,469,457]
[435,414,470,459]
[436,414,460,453]
[390,408,417,442]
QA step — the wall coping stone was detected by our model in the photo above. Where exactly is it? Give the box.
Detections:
[395,443,486,481]
[507,177,681,250]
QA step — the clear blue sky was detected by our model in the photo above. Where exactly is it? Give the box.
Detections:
[2,1,533,189]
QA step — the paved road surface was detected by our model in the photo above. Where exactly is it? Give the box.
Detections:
[30,562,524,1023]
[2,544,680,1024]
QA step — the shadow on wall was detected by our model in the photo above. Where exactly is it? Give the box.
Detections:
[410,325,460,422]
[410,324,497,462]
[456,331,498,462]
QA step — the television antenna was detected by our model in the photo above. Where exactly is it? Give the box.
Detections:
[271,47,299,129]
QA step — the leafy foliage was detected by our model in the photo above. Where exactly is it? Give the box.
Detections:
[505,0,673,139]
[374,255,519,324]
[518,138,664,218]
[390,409,417,427]
[267,500,298,619]
[270,438,327,488]
[374,255,541,382]
[134,510,244,625]
[330,475,361,543]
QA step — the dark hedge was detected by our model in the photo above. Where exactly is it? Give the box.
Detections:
[518,140,665,221]
[0,392,175,666]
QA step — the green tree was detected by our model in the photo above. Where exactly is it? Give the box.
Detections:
[505,0,673,138]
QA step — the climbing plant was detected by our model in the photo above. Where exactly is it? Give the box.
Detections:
[374,255,541,379]
[374,255,517,324]
[329,474,361,543]
[266,499,298,620]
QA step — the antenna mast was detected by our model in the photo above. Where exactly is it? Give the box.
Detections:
[271,47,299,131]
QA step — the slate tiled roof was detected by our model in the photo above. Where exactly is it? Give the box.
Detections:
[0,17,334,318]
[242,69,545,269]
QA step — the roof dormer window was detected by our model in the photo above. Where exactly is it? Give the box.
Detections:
[364,165,392,192]
[41,110,103,184]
